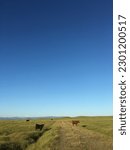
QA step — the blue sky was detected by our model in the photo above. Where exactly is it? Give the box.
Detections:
[0,0,112,117]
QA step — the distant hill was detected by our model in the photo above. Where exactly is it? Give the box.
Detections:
[0,116,68,120]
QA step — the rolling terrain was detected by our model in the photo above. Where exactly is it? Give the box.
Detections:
[0,116,112,150]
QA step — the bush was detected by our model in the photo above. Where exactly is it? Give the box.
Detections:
[82,125,87,127]
[0,142,25,150]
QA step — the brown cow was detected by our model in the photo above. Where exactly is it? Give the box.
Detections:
[72,120,80,126]
[35,124,44,130]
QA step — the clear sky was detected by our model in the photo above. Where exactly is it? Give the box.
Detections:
[0,0,112,117]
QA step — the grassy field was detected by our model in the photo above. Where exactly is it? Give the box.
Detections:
[0,116,113,150]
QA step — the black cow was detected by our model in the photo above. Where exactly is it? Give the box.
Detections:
[26,119,30,122]
[35,124,44,130]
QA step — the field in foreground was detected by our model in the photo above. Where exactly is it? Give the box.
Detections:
[0,116,112,150]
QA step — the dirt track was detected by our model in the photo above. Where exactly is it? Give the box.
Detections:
[50,121,112,150]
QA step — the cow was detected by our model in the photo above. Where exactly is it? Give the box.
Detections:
[26,119,30,122]
[72,120,80,126]
[35,124,44,130]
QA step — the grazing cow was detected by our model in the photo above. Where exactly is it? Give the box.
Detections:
[72,120,80,126]
[26,119,30,122]
[35,124,44,130]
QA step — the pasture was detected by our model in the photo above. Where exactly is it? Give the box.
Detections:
[0,116,113,150]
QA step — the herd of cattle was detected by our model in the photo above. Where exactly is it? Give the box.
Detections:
[26,119,80,130]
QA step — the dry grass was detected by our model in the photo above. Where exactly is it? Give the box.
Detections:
[0,116,113,150]
[0,119,54,150]
[49,119,112,150]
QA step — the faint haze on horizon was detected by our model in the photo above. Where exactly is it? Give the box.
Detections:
[0,0,112,117]
[0,115,113,119]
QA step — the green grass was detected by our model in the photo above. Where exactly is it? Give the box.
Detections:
[26,123,61,150]
[0,116,113,150]
[0,119,54,150]
[78,116,113,137]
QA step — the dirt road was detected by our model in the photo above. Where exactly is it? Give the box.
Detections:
[50,121,112,150]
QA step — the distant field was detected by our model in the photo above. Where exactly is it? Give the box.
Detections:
[0,116,113,150]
